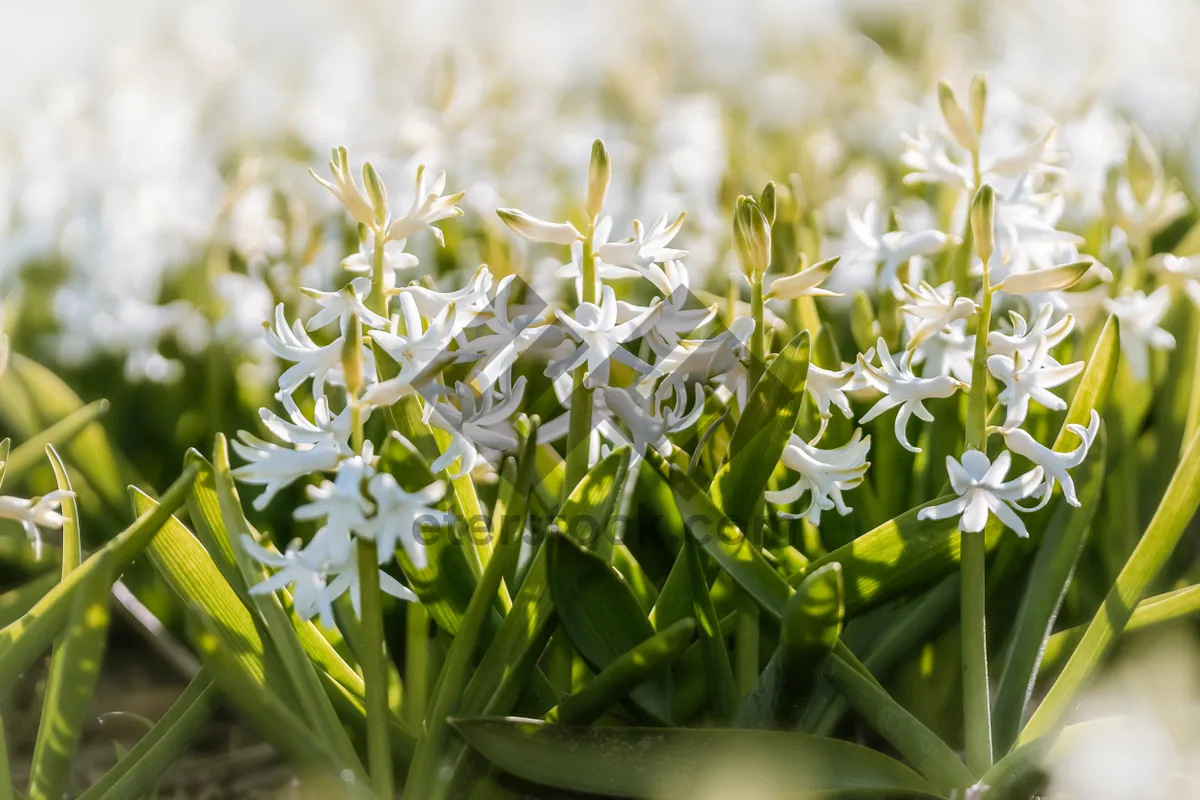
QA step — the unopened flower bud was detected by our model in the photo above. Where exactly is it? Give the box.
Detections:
[938,81,979,153]
[586,139,611,220]
[971,184,995,267]
[993,260,1096,295]
[341,329,365,397]
[733,195,771,279]
[759,181,777,227]
[969,75,987,134]
[362,162,389,228]
[496,209,583,245]
[1127,126,1160,205]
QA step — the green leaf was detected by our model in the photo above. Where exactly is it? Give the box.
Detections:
[1020,417,1200,745]
[0,438,9,490]
[992,428,1106,754]
[0,573,56,630]
[404,427,540,799]
[790,500,1006,615]
[825,654,973,796]
[451,717,939,798]
[27,561,112,800]
[548,532,673,723]
[77,670,218,800]
[738,563,845,729]
[0,465,198,694]
[682,532,739,723]
[550,618,695,725]
[44,445,81,573]
[553,446,631,556]
[714,330,810,526]
[1057,315,1119,446]
[4,401,109,488]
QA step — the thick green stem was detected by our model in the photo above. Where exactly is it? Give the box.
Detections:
[369,229,390,317]
[561,222,597,503]
[356,539,394,798]
[961,247,994,775]
[736,276,767,694]
[405,601,429,728]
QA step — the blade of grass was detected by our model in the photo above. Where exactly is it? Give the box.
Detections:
[3,401,109,487]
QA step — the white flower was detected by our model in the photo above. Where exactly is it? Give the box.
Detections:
[0,490,72,557]
[310,147,377,229]
[987,305,1074,365]
[988,337,1084,429]
[909,318,975,383]
[996,409,1101,507]
[427,379,525,478]
[394,264,494,338]
[329,555,419,617]
[599,383,705,459]
[362,294,456,408]
[917,450,1045,538]
[342,233,419,293]
[597,212,688,269]
[1160,254,1200,308]
[856,338,968,453]
[293,442,377,565]
[900,281,979,350]
[1104,287,1176,380]
[633,260,717,352]
[231,434,343,511]
[551,285,650,387]
[765,256,842,301]
[463,275,561,393]
[302,277,390,332]
[804,363,855,442]
[258,394,353,455]
[845,203,954,289]
[264,304,354,399]
[364,472,452,569]
[241,535,342,628]
[765,429,871,524]
[496,208,583,245]
[384,165,465,245]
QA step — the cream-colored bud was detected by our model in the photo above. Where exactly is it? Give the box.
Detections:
[969,75,987,134]
[496,209,583,245]
[938,81,979,153]
[586,139,611,220]
[971,184,995,268]
[993,260,1096,295]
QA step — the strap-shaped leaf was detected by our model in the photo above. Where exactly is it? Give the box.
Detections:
[4,401,108,488]
[0,465,198,694]
[27,561,112,800]
[78,670,217,800]
[452,717,938,798]
[549,532,673,723]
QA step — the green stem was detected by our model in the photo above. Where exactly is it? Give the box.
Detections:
[736,276,767,694]
[369,228,390,317]
[961,244,994,775]
[356,539,394,798]
[561,221,597,503]
[406,601,429,729]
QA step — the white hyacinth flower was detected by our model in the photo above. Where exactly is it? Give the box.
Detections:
[496,208,583,245]
[909,318,975,383]
[845,203,955,289]
[551,285,650,387]
[600,383,705,460]
[917,450,1045,538]
[241,536,343,628]
[856,338,968,453]
[596,212,688,269]
[395,264,494,339]
[364,472,452,569]
[302,277,390,332]
[0,490,73,557]
[264,304,351,399]
[258,394,354,456]
[1104,287,1176,380]
[900,281,979,350]
[996,409,1101,507]
[385,165,465,245]
[310,146,377,229]
[363,294,456,407]
[632,260,717,352]
[342,232,420,293]
[1161,254,1200,308]
[292,441,377,565]
[804,363,855,442]
[231,434,344,511]
[987,338,1084,429]
[765,429,871,524]
[986,305,1074,365]
[463,275,561,393]
[765,256,842,301]
[328,556,419,618]
[427,379,525,478]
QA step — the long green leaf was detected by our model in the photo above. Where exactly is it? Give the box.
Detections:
[4,401,109,487]
[27,562,112,800]
[992,429,1106,754]
[44,446,81,573]
[550,618,695,725]
[1020,419,1200,745]
[0,464,198,693]
[549,531,672,723]
[0,573,56,630]
[78,670,218,800]
[452,717,939,798]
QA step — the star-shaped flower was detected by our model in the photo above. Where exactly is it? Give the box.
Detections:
[900,281,979,350]
[917,449,1045,538]
[856,338,968,453]
[765,429,871,525]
